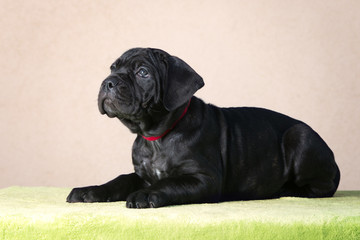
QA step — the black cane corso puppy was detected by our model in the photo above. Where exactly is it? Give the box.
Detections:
[67,48,340,208]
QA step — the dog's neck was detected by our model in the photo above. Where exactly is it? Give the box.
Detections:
[141,99,191,141]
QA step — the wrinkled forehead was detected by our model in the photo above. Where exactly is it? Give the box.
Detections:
[110,48,154,71]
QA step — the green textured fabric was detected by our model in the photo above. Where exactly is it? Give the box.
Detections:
[0,187,359,240]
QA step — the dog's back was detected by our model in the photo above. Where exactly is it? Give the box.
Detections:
[194,97,340,200]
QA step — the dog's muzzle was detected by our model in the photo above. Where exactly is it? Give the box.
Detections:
[98,76,133,117]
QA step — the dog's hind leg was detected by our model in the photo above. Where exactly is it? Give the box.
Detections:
[280,124,340,198]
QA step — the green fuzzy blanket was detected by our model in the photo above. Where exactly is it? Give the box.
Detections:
[0,187,359,240]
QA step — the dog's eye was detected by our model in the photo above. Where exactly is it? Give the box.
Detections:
[137,68,149,78]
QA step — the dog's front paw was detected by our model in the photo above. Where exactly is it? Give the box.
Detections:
[66,186,109,203]
[126,190,169,208]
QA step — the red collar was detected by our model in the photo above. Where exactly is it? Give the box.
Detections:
[142,100,191,141]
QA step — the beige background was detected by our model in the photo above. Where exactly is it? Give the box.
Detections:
[1,0,359,190]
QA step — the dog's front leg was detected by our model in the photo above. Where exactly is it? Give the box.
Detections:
[126,174,219,208]
[66,173,146,203]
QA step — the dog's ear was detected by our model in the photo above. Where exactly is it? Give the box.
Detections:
[163,55,204,111]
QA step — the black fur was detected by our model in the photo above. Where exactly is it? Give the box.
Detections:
[67,48,340,208]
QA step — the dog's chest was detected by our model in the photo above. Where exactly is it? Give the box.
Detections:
[133,141,171,183]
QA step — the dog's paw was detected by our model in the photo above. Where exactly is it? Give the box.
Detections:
[66,186,109,203]
[126,190,168,208]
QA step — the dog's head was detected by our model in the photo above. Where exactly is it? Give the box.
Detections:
[98,48,204,135]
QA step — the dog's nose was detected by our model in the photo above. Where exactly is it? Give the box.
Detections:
[103,78,119,90]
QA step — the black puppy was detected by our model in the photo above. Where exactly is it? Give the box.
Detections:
[67,48,340,208]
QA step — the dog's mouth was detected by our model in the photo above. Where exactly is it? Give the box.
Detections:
[98,84,133,118]
[97,79,151,134]
[99,98,118,118]
[99,97,142,132]
[98,94,139,121]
